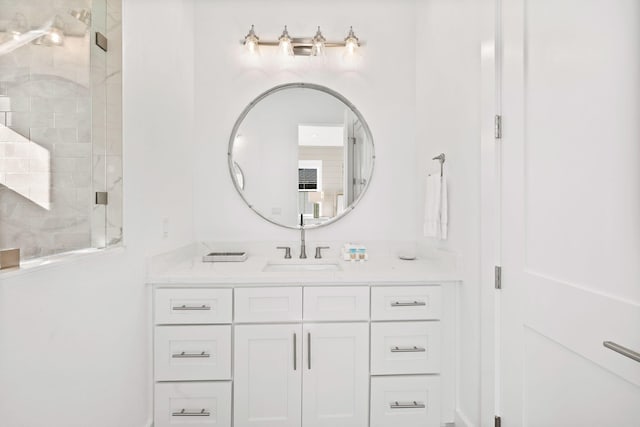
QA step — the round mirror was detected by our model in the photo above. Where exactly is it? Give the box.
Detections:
[228,83,375,229]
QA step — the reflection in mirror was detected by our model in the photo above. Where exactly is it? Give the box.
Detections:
[228,83,374,229]
[233,162,245,190]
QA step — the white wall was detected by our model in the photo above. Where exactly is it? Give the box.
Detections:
[416,0,482,425]
[0,1,195,426]
[192,0,418,242]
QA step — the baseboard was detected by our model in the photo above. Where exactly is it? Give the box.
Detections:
[455,410,476,427]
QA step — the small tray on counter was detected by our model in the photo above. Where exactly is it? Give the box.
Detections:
[202,252,248,262]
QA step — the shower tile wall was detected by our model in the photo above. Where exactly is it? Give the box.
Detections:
[0,0,122,259]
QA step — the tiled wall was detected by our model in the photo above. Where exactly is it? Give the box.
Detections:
[0,0,122,259]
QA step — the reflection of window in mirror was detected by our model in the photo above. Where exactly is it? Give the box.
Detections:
[298,160,322,218]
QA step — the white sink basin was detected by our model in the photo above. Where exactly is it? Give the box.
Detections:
[263,263,342,272]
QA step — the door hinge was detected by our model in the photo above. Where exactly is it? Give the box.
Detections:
[95,32,108,52]
[349,137,356,145]
[95,191,108,205]
[495,265,502,289]
[494,115,502,139]
[495,415,502,427]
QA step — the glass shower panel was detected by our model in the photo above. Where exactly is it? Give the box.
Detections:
[0,0,120,260]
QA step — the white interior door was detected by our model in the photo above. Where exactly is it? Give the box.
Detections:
[302,323,369,427]
[498,0,640,425]
[234,324,302,427]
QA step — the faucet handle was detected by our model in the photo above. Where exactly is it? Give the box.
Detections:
[277,246,292,259]
[314,246,330,259]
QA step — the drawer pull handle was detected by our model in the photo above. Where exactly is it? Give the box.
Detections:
[391,301,426,307]
[172,409,211,417]
[308,332,312,370]
[390,401,426,409]
[603,341,640,363]
[172,304,211,311]
[391,346,426,353]
[293,333,297,371]
[172,351,210,358]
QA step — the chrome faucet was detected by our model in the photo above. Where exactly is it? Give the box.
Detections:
[299,214,307,259]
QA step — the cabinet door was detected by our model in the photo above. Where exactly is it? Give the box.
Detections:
[234,324,302,427]
[302,323,369,427]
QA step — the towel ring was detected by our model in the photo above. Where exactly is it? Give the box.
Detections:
[432,153,445,177]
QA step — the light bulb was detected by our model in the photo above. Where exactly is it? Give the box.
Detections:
[311,26,326,57]
[344,26,359,55]
[48,27,64,45]
[45,15,65,46]
[278,25,294,57]
[244,25,259,54]
[8,13,28,40]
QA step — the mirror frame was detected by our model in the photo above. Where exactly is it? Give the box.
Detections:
[227,82,375,230]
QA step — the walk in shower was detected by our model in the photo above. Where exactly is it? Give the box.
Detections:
[0,0,122,260]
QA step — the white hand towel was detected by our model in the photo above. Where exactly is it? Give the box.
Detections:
[423,174,448,240]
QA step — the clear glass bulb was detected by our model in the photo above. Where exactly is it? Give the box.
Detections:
[344,26,359,56]
[244,25,259,54]
[278,25,294,57]
[311,26,326,57]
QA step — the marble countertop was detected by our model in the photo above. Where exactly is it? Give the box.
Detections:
[147,243,461,285]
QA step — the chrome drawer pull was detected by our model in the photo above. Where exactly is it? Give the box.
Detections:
[307,332,312,370]
[390,401,426,409]
[391,301,426,307]
[172,351,210,359]
[293,333,297,371]
[391,346,426,353]
[603,341,640,363]
[172,409,211,417]
[172,304,211,311]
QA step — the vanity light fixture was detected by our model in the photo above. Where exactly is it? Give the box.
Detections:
[241,25,363,57]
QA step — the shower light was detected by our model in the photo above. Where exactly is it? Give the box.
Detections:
[8,13,28,40]
[311,26,326,57]
[69,9,92,26]
[47,27,64,45]
[35,15,65,46]
[278,25,294,57]
[243,24,259,53]
[344,26,360,55]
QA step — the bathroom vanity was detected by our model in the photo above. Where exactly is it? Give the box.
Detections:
[149,251,459,427]
[147,82,459,427]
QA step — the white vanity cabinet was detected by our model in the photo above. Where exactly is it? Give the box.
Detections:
[152,283,448,427]
[234,324,302,427]
[302,322,369,427]
[234,286,369,427]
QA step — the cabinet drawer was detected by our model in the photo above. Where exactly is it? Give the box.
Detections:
[155,288,232,325]
[155,325,231,381]
[154,382,231,427]
[371,286,441,320]
[235,287,302,323]
[371,322,441,375]
[304,286,370,321]
[370,376,440,427]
